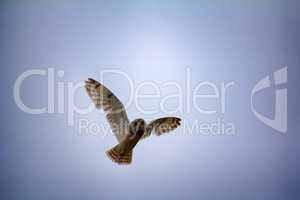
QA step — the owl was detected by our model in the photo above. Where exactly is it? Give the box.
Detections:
[85,78,181,165]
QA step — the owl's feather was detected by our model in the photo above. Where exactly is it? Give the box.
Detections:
[142,117,181,139]
[106,144,132,165]
[85,78,129,142]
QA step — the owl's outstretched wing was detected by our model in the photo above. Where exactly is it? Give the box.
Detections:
[142,117,181,139]
[85,78,129,142]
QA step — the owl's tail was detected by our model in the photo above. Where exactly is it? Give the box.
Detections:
[106,144,133,165]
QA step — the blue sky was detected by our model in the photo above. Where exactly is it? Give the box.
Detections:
[1,1,300,200]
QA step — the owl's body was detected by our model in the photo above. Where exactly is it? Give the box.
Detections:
[106,119,145,164]
[85,78,181,165]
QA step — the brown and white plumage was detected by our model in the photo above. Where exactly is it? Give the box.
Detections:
[85,78,129,142]
[85,78,182,165]
[142,117,181,139]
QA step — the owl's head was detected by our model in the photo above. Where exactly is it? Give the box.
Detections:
[129,118,146,136]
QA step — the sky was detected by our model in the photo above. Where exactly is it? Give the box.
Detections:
[1,1,300,200]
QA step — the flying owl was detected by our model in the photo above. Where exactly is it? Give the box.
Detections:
[85,78,181,165]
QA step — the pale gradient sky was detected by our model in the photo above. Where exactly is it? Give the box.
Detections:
[1,1,300,200]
